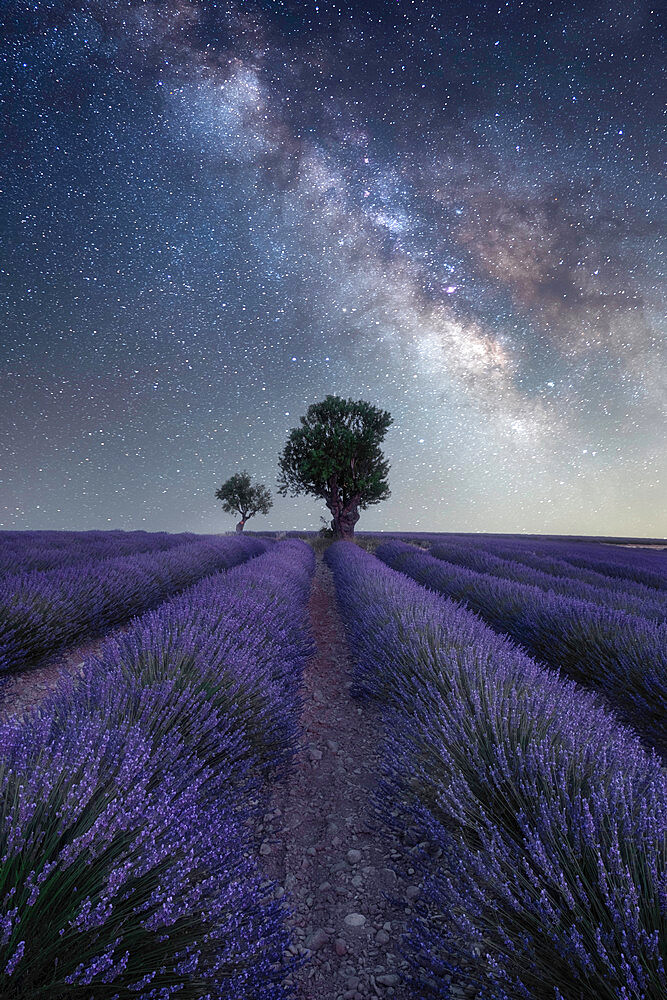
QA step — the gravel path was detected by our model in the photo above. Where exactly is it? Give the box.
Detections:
[262,554,414,1000]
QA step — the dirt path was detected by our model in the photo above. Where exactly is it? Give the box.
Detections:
[262,554,414,1000]
[0,627,128,721]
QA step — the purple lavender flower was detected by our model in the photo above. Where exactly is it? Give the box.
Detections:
[376,539,667,754]
[427,538,666,622]
[0,538,314,998]
[0,534,268,673]
[326,540,667,999]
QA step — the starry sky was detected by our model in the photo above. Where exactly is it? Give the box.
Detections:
[1,1,665,536]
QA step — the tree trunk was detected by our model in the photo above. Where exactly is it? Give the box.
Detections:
[331,503,360,540]
[236,518,246,532]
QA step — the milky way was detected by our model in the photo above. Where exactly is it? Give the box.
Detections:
[1,1,664,534]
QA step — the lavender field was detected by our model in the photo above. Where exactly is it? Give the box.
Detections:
[0,529,665,999]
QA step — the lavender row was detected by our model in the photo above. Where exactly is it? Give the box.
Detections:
[0,539,315,998]
[427,534,667,601]
[0,528,203,578]
[537,539,667,591]
[445,533,667,592]
[325,541,666,999]
[427,539,666,622]
[425,533,666,600]
[377,540,667,754]
[499,531,667,571]
[0,534,268,673]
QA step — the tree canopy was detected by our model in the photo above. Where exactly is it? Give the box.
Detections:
[215,472,272,531]
[277,395,392,539]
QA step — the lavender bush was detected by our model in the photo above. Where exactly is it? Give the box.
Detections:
[0,534,267,673]
[428,539,666,622]
[0,539,315,998]
[326,541,667,999]
[0,708,284,998]
[0,528,199,578]
[446,534,667,593]
[542,543,666,591]
[377,540,667,754]
[436,533,667,597]
[81,539,315,779]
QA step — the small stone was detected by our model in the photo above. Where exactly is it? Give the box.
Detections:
[375,929,390,945]
[376,973,399,987]
[344,913,366,927]
[309,748,323,761]
[259,842,271,856]
[405,885,420,900]
[335,938,348,956]
[327,738,339,752]
[306,928,329,951]
[347,849,362,864]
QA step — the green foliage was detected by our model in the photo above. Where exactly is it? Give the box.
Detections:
[277,395,392,537]
[215,471,272,526]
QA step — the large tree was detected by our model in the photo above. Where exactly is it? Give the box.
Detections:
[215,471,272,532]
[277,395,392,540]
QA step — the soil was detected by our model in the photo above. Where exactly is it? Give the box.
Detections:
[0,628,126,721]
[261,554,419,1000]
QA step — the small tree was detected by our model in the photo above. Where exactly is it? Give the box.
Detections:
[215,471,272,532]
[277,395,392,540]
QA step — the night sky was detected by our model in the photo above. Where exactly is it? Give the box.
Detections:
[1,1,664,535]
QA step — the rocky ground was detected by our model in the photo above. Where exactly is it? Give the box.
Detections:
[0,620,137,721]
[261,554,419,1000]
[0,638,96,721]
